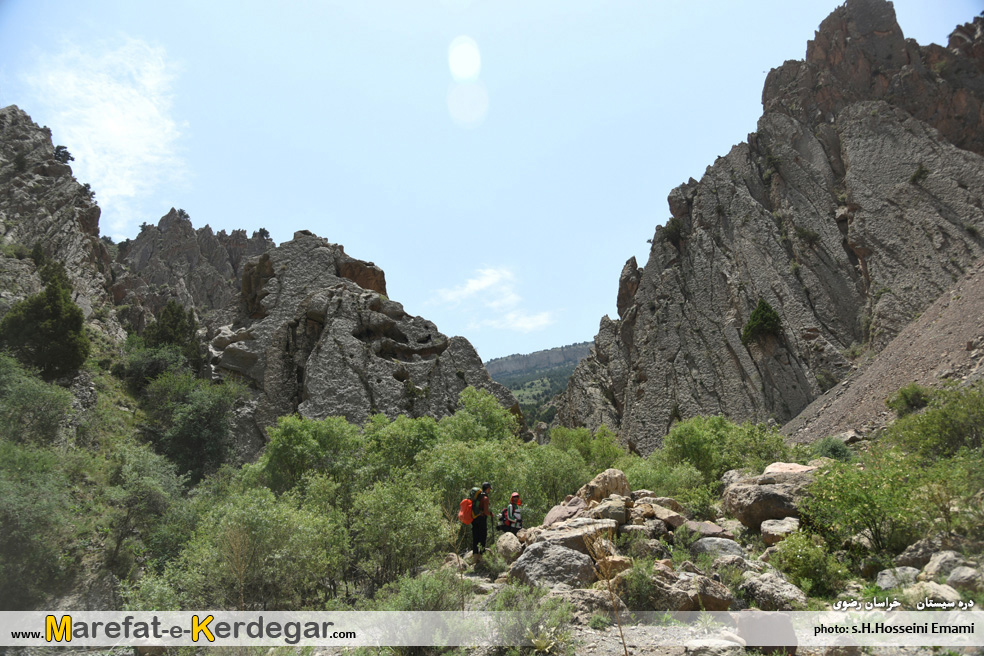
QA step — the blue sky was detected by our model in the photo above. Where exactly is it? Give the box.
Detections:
[0,1,979,360]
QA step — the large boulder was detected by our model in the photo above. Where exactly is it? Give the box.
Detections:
[739,573,807,611]
[722,471,813,530]
[547,588,627,625]
[576,469,631,504]
[541,496,586,528]
[510,541,596,589]
[496,531,523,564]
[529,517,618,556]
[918,551,968,581]
[761,518,801,546]
[875,567,919,590]
[692,538,746,559]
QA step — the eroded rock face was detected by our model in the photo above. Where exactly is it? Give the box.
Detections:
[208,231,521,441]
[555,0,984,454]
[111,209,274,331]
[0,106,121,340]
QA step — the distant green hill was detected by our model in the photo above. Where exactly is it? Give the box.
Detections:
[486,342,590,424]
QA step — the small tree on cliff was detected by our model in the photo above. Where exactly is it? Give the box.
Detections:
[0,262,90,378]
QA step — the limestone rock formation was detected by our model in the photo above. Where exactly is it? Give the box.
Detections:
[111,208,274,331]
[0,106,121,339]
[206,230,521,443]
[556,0,984,454]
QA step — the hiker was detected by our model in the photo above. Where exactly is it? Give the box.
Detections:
[472,482,492,557]
[499,492,522,535]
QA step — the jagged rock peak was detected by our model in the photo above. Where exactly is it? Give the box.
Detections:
[111,208,275,330]
[764,0,984,155]
[556,2,984,454]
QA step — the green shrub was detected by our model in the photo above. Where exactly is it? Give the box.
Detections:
[119,336,186,391]
[143,300,202,372]
[909,163,928,185]
[794,226,821,247]
[616,455,704,499]
[0,262,90,378]
[487,583,572,649]
[741,299,782,345]
[0,441,75,609]
[375,567,472,611]
[663,216,684,249]
[144,371,244,482]
[809,436,853,462]
[770,531,847,598]
[351,472,446,593]
[0,354,73,444]
[803,446,923,554]
[886,383,931,416]
[885,383,984,458]
[548,425,623,474]
[617,558,659,610]
[661,416,789,483]
[261,414,364,494]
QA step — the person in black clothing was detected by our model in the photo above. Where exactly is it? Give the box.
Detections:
[472,482,492,557]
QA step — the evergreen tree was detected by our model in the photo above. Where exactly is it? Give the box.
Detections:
[143,300,203,372]
[0,263,90,378]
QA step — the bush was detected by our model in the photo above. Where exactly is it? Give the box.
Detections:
[803,446,923,554]
[351,473,446,592]
[885,383,984,458]
[886,383,931,416]
[0,441,75,609]
[741,299,782,345]
[615,455,704,499]
[661,416,789,483]
[0,354,73,444]
[375,567,472,611]
[770,531,847,598]
[663,216,683,249]
[809,436,853,462]
[0,262,90,378]
[120,340,186,391]
[144,371,244,482]
[261,414,364,495]
[143,300,202,372]
[548,425,623,474]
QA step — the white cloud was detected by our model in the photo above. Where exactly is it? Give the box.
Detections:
[434,267,554,334]
[24,38,186,238]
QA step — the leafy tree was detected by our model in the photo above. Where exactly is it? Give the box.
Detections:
[53,145,74,164]
[549,425,622,474]
[0,261,90,378]
[803,446,923,554]
[661,415,788,483]
[144,371,244,482]
[260,414,364,495]
[741,298,782,345]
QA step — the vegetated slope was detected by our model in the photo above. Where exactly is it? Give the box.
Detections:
[486,342,591,425]
[783,255,984,444]
[556,0,984,455]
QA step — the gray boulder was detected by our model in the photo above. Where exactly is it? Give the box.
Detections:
[510,541,596,588]
[739,572,807,611]
[875,567,919,590]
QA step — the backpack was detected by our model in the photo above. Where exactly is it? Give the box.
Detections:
[458,487,482,524]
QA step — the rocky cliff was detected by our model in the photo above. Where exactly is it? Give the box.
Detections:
[207,229,521,449]
[0,106,122,341]
[110,208,274,332]
[556,0,984,454]
[0,105,521,450]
